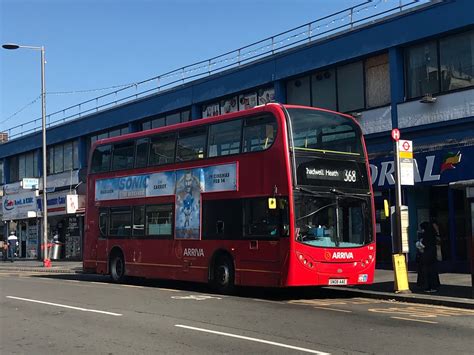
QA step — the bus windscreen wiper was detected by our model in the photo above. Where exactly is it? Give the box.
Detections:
[329,188,369,200]
[295,186,332,197]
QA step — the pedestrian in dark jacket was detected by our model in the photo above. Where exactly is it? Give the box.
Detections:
[420,221,440,292]
[415,225,425,287]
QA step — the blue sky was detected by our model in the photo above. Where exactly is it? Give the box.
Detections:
[1,0,373,133]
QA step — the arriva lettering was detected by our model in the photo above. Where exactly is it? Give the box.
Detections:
[332,252,354,259]
[183,248,204,257]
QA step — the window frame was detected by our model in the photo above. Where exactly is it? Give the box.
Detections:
[404,30,474,100]
[111,140,135,171]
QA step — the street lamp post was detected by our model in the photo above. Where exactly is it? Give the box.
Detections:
[3,43,49,267]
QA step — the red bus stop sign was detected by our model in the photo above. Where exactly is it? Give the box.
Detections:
[391,128,400,142]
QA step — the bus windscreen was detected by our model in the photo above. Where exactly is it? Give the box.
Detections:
[286,108,363,156]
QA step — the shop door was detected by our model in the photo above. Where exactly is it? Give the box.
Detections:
[19,222,27,258]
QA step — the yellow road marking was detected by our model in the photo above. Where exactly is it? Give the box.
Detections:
[391,316,438,324]
[312,306,352,313]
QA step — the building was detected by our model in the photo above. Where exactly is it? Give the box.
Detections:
[1,0,473,270]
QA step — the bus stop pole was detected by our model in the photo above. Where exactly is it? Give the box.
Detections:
[392,136,410,293]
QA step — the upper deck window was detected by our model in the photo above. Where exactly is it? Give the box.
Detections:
[112,141,135,171]
[208,120,242,157]
[91,145,112,173]
[176,128,207,161]
[149,134,176,166]
[242,115,278,153]
[287,108,362,156]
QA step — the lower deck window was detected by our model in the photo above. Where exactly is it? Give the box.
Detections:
[146,205,173,236]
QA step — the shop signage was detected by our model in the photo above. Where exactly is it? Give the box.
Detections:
[1,191,37,221]
[66,194,86,214]
[37,191,81,216]
[21,178,39,190]
[370,146,470,188]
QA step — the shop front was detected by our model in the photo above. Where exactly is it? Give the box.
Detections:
[370,144,474,272]
[1,189,40,259]
[37,191,85,260]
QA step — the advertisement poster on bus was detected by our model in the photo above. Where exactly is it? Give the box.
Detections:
[175,169,203,239]
[95,172,175,201]
[203,163,237,192]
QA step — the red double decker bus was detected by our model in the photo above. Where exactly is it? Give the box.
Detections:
[83,104,375,292]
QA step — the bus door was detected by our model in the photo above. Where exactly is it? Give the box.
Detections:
[239,198,284,286]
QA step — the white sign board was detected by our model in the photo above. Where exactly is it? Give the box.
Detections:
[398,140,414,186]
[22,178,39,190]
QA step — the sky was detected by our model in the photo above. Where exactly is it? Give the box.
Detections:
[1,0,389,135]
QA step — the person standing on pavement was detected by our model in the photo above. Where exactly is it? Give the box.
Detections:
[7,231,18,263]
[2,240,8,261]
[420,221,440,292]
[415,224,426,287]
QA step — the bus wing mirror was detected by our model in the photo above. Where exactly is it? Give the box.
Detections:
[268,198,277,210]
[383,199,390,218]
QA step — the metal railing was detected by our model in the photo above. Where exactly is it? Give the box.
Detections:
[4,0,431,141]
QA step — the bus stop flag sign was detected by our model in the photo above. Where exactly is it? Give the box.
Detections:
[398,140,414,186]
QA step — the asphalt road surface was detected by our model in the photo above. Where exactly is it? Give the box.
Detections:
[1,271,473,354]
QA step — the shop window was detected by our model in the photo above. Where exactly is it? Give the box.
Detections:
[406,41,439,98]
[64,142,73,171]
[73,140,79,169]
[242,114,277,153]
[166,113,181,126]
[202,103,221,118]
[19,154,26,180]
[258,87,275,105]
[149,134,176,166]
[365,54,391,108]
[142,121,151,131]
[146,204,173,236]
[311,69,337,111]
[203,199,243,239]
[9,156,19,182]
[181,110,191,122]
[337,61,365,112]
[176,128,207,161]
[208,119,242,157]
[109,207,132,237]
[440,30,474,92]
[287,76,311,106]
[220,97,238,114]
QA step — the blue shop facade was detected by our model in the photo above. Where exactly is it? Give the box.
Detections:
[1,0,473,269]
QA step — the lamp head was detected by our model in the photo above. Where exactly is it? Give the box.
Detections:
[2,43,20,50]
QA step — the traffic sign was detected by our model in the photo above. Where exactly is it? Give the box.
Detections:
[398,139,414,185]
[391,128,400,142]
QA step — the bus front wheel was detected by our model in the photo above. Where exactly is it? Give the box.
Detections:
[110,253,126,283]
[212,255,235,294]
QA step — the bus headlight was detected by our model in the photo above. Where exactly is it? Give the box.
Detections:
[296,252,315,269]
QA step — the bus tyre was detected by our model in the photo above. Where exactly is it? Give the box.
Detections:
[110,253,126,283]
[212,255,235,294]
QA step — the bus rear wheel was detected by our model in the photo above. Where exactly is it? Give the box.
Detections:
[110,253,126,283]
[212,255,235,294]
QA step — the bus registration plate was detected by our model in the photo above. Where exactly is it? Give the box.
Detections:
[328,278,347,285]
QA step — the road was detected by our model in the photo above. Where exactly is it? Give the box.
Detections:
[1,271,473,354]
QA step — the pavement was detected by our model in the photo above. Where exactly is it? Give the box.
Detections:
[1,259,473,309]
